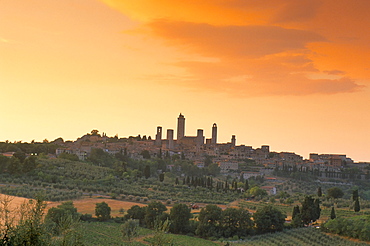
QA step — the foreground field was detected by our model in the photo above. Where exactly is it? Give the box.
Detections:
[2,194,370,245]
[77,222,370,246]
[78,222,220,246]
[236,228,370,246]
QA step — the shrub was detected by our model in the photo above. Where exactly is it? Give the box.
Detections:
[80,213,93,222]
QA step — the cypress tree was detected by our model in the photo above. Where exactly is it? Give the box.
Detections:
[159,173,164,182]
[354,198,360,212]
[239,174,244,184]
[144,165,150,179]
[292,205,300,220]
[352,189,359,201]
[301,196,315,225]
[244,180,249,191]
[330,207,336,219]
[317,187,322,197]
[314,198,321,221]
[291,205,303,228]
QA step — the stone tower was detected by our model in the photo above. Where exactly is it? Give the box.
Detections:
[177,113,185,140]
[155,126,162,146]
[197,129,204,146]
[167,129,174,149]
[231,135,236,147]
[211,123,217,144]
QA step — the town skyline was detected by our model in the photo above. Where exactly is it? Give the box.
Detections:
[1,1,369,162]
[3,112,367,163]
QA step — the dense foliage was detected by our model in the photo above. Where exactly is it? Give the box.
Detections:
[253,205,286,233]
[322,215,370,241]
[95,202,111,221]
[0,196,83,246]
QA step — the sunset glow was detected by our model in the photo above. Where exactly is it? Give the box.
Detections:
[1,0,369,161]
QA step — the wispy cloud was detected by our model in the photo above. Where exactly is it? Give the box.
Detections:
[102,0,368,96]
[143,20,362,95]
[0,37,10,43]
[148,20,325,58]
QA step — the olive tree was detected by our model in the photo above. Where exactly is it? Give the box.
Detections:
[169,203,191,234]
[95,202,111,221]
[121,219,139,243]
[253,205,286,233]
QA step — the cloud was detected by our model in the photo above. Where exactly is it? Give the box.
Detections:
[0,37,10,43]
[101,0,321,26]
[324,70,346,75]
[101,0,367,96]
[148,20,325,59]
[270,0,322,23]
[142,20,363,95]
[170,60,362,97]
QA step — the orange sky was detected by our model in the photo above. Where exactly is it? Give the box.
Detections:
[0,0,369,161]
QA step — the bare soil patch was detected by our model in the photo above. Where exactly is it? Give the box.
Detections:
[46,197,148,217]
[0,194,29,210]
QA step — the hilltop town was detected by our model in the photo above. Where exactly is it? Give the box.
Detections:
[54,113,370,182]
[1,114,370,245]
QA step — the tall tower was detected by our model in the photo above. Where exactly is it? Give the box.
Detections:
[177,113,185,140]
[155,126,162,146]
[261,145,270,153]
[211,123,217,144]
[231,135,236,147]
[197,129,204,146]
[167,129,174,149]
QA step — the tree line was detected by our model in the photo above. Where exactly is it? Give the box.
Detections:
[124,201,287,240]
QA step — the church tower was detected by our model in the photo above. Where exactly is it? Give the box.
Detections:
[177,113,185,140]
[211,123,217,144]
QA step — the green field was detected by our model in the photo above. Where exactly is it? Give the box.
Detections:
[234,228,369,246]
[78,222,149,246]
[77,222,370,246]
[78,222,219,246]
[144,234,219,246]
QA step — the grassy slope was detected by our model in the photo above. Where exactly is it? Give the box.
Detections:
[235,228,370,246]
[78,222,148,246]
[78,222,219,246]
[145,234,220,246]
[78,222,370,246]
